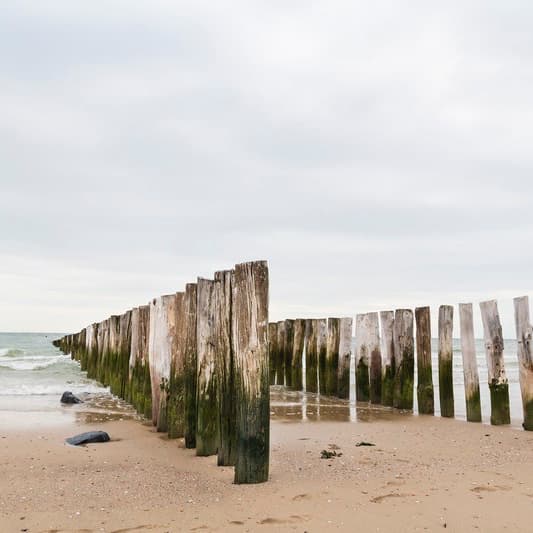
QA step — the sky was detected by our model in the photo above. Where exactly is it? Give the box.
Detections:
[1,1,533,337]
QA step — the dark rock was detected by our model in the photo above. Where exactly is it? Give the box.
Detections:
[60,391,83,404]
[65,431,110,446]
[320,449,342,459]
[355,441,375,447]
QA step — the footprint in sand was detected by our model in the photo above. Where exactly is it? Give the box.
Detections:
[470,485,512,493]
[292,493,311,501]
[258,515,307,525]
[370,493,414,503]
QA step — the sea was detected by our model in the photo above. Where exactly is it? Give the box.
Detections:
[0,332,526,430]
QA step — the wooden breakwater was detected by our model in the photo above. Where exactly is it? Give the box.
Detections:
[54,260,269,484]
[269,295,533,431]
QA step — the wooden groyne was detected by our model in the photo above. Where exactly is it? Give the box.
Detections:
[265,294,533,431]
[54,260,269,484]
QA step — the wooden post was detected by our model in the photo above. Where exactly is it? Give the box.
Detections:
[183,283,198,449]
[480,300,510,425]
[148,294,178,432]
[268,322,278,386]
[284,319,295,387]
[392,309,414,410]
[368,313,382,404]
[232,260,269,484]
[514,296,533,430]
[167,292,187,439]
[337,317,352,399]
[415,306,434,415]
[325,318,340,396]
[196,278,219,456]
[317,319,328,394]
[129,305,152,418]
[305,319,318,393]
[438,305,454,418]
[275,321,286,385]
[458,303,482,422]
[380,310,395,407]
[215,270,236,466]
[355,314,370,402]
[291,319,305,391]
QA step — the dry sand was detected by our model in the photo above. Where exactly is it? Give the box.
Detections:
[1,401,533,532]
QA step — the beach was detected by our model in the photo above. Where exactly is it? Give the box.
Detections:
[2,394,533,532]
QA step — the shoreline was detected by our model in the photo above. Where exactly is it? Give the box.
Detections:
[2,393,533,531]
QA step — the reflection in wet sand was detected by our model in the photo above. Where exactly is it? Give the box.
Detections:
[72,392,141,424]
[270,385,413,423]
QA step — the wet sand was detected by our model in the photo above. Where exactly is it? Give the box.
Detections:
[1,391,533,532]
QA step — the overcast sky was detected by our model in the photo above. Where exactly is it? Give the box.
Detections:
[2,1,532,337]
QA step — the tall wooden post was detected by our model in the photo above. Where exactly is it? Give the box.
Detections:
[183,283,198,449]
[325,318,340,396]
[380,310,395,407]
[268,322,278,386]
[438,305,454,418]
[513,296,533,430]
[393,309,414,410]
[284,319,295,387]
[129,305,151,418]
[232,260,269,484]
[355,314,370,402]
[368,313,382,404]
[215,270,236,466]
[305,319,318,393]
[291,319,305,390]
[196,278,219,456]
[480,300,510,425]
[317,318,328,394]
[458,303,481,422]
[337,317,352,399]
[415,306,434,415]
[275,321,285,385]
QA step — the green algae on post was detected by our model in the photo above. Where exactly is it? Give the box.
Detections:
[392,309,414,410]
[316,319,328,394]
[290,319,305,391]
[183,283,198,449]
[325,318,340,396]
[337,317,353,400]
[196,278,219,456]
[513,296,533,431]
[415,306,434,415]
[283,319,295,388]
[380,310,395,407]
[480,299,510,426]
[305,319,318,393]
[438,305,454,418]
[232,260,269,484]
[268,322,278,386]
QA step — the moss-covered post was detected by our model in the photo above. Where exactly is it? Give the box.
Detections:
[283,319,295,388]
[380,310,395,407]
[415,306,434,415]
[268,322,278,385]
[325,318,340,396]
[214,270,236,466]
[275,321,285,385]
[148,294,177,432]
[480,299,510,425]
[438,305,454,418]
[129,305,152,418]
[368,313,382,404]
[232,260,269,484]
[337,317,352,399]
[317,319,328,394]
[291,319,305,390]
[184,283,198,449]
[305,319,318,393]
[167,292,187,439]
[355,314,370,402]
[392,309,414,410]
[196,278,219,456]
[513,296,533,431]
[458,303,482,422]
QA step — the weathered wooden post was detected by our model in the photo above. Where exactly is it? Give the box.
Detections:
[232,260,269,484]
[167,292,187,439]
[368,313,382,404]
[196,278,219,456]
[291,319,305,390]
[284,319,295,388]
[129,305,151,418]
[337,317,352,399]
[275,321,286,385]
[458,303,482,422]
[325,318,340,396]
[355,314,370,401]
[183,283,198,449]
[380,310,395,406]
[393,309,414,410]
[268,322,278,385]
[513,296,533,430]
[415,306,434,415]
[480,300,510,425]
[305,319,318,393]
[438,305,454,418]
[316,319,328,394]
[148,294,178,432]
[215,270,236,466]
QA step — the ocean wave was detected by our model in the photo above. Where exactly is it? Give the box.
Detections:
[0,382,108,396]
[0,354,72,371]
[0,348,25,357]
